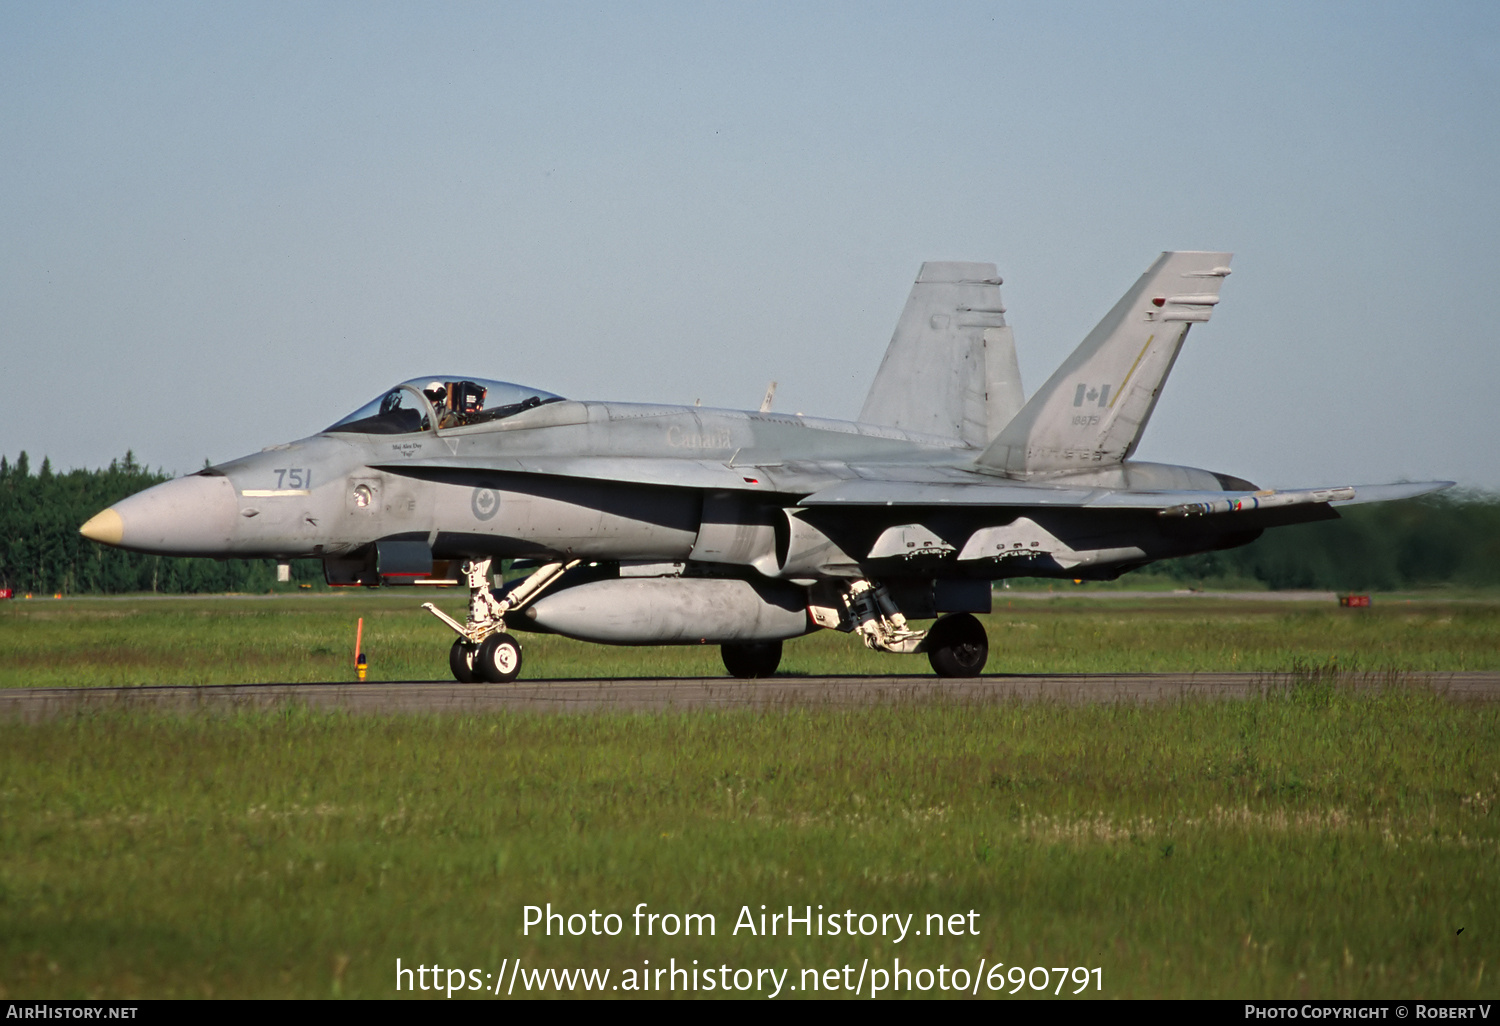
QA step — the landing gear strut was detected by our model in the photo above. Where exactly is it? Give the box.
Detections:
[843,579,926,654]
[424,557,577,683]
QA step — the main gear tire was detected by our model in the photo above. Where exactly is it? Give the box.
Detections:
[449,639,479,683]
[721,640,782,679]
[926,613,989,678]
[476,632,523,683]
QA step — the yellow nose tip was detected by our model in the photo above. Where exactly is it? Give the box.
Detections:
[80,509,124,546]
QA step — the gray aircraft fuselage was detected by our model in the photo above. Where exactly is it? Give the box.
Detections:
[88,392,1249,582]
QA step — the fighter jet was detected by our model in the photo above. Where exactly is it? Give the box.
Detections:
[80,252,1448,682]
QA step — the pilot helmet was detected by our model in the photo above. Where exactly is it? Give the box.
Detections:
[422,381,447,406]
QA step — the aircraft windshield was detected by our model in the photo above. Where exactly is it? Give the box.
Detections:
[326,377,565,435]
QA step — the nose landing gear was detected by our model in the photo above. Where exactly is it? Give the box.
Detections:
[425,557,576,683]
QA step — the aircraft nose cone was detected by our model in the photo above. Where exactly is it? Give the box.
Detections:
[80,475,239,555]
[79,509,124,545]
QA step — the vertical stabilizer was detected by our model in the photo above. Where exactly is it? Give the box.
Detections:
[860,262,1024,445]
[977,251,1232,477]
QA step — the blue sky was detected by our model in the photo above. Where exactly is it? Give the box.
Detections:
[3,1,1497,489]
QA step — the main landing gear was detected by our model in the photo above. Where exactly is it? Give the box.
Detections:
[721,640,782,679]
[924,612,989,677]
[425,557,577,684]
[814,579,991,678]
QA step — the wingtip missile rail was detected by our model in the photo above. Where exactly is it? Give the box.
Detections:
[1159,487,1357,518]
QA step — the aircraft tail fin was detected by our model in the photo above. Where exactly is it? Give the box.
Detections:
[859,262,1024,446]
[977,251,1232,477]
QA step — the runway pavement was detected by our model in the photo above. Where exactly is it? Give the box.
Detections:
[2,671,1497,721]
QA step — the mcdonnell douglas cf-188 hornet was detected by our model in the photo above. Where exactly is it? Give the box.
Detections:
[81,252,1449,682]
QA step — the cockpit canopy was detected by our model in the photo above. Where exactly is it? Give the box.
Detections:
[326,376,565,435]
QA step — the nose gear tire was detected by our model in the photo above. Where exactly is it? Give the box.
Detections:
[477,632,523,683]
[449,639,479,683]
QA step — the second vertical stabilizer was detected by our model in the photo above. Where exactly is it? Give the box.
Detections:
[977,251,1232,477]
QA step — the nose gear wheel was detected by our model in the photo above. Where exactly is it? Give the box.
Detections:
[476,632,523,683]
[449,639,479,683]
[424,557,577,682]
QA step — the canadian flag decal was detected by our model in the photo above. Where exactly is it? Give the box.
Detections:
[1072,383,1112,408]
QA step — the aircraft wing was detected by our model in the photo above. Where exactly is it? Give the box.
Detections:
[374,453,1450,516]
[372,453,1126,503]
[798,479,1453,513]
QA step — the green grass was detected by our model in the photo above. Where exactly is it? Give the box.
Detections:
[2,595,1496,998]
[1,684,1496,999]
[2,593,1497,687]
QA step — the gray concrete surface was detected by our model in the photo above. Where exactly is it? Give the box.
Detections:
[1,672,1496,721]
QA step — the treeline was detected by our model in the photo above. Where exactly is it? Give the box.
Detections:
[1,450,1497,594]
[0,451,319,595]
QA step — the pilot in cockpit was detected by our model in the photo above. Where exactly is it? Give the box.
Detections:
[326,377,558,436]
[423,380,489,429]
